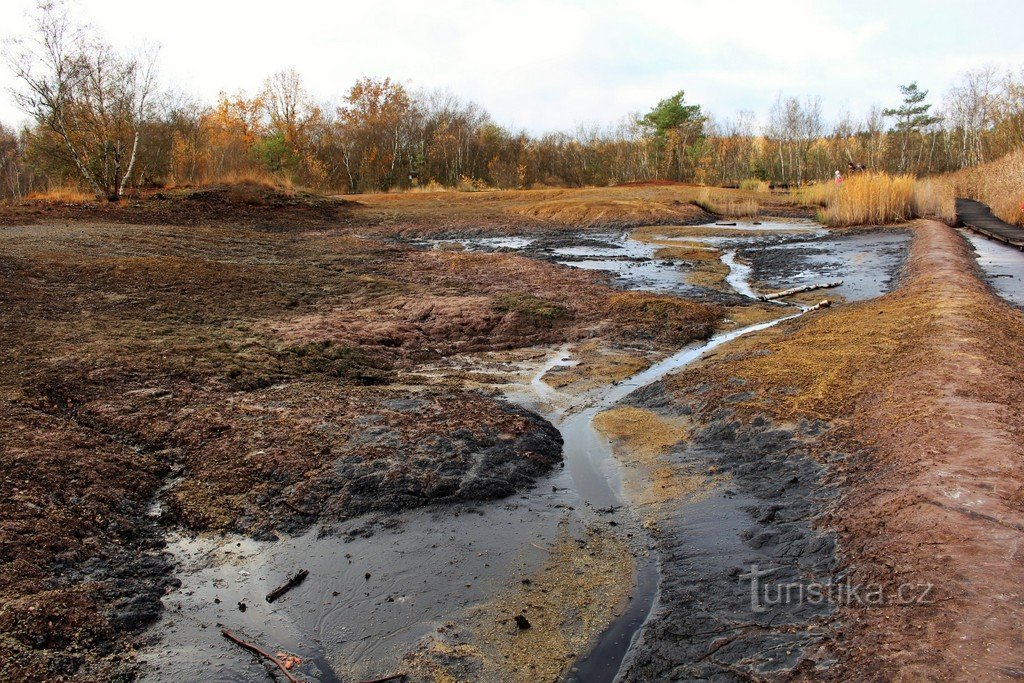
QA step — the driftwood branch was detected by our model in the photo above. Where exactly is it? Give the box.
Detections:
[358,674,408,683]
[759,280,842,301]
[220,628,301,683]
[266,569,309,603]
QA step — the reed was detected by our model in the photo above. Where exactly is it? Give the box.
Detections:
[739,178,769,193]
[820,172,915,226]
[695,188,759,218]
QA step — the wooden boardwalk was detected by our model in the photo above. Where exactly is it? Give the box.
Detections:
[957,198,1024,250]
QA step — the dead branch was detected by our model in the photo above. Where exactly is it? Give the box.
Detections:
[266,569,309,603]
[220,628,301,683]
[358,674,407,683]
[759,280,843,301]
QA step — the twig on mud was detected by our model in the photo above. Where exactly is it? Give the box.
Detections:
[220,628,301,683]
[266,569,309,603]
[358,674,407,683]
[282,499,316,516]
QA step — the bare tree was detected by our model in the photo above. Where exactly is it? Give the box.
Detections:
[4,1,157,200]
[0,122,26,198]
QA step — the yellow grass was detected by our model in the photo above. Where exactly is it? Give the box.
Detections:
[911,177,956,224]
[945,148,1024,226]
[739,178,770,193]
[27,186,94,202]
[789,182,832,207]
[695,188,759,218]
[819,172,916,226]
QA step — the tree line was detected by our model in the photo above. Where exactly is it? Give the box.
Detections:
[2,2,1024,199]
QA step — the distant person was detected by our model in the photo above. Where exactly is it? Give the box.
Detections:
[835,170,843,184]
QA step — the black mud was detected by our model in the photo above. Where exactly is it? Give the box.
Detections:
[742,229,911,302]
[617,383,839,680]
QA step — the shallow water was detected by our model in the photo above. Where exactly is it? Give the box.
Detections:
[141,221,909,682]
[961,230,1024,309]
[749,231,911,302]
[141,491,573,682]
[553,234,701,295]
[721,251,758,299]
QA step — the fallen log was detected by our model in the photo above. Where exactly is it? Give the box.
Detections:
[759,279,842,301]
[266,569,309,603]
[806,299,833,311]
[220,628,301,683]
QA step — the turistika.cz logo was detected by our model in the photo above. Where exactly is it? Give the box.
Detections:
[739,564,935,613]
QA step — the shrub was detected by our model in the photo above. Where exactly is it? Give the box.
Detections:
[739,178,769,193]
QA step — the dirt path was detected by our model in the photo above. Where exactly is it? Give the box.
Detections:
[832,219,1024,679]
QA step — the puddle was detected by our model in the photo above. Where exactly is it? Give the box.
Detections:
[961,230,1024,309]
[747,231,911,302]
[140,495,573,682]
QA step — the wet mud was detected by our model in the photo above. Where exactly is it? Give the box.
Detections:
[134,221,910,682]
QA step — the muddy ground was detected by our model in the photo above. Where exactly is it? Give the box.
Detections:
[618,220,1024,680]
[0,185,733,681]
[2,183,1021,682]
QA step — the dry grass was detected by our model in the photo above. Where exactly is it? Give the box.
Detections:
[338,184,805,236]
[739,178,770,193]
[943,148,1024,226]
[911,177,956,224]
[695,188,759,218]
[167,170,304,195]
[789,183,833,208]
[27,186,95,202]
[818,172,916,227]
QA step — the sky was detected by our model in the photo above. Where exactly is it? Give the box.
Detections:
[1,0,1022,133]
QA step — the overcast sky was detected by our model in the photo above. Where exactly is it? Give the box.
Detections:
[1,0,1022,133]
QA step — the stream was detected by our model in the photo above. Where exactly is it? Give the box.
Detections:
[140,221,909,682]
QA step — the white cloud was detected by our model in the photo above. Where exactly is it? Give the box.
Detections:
[0,0,1022,132]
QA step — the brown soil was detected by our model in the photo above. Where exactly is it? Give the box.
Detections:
[339,184,808,236]
[0,189,724,680]
[657,220,1024,679]
[0,182,354,230]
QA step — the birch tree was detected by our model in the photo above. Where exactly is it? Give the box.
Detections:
[4,1,157,200]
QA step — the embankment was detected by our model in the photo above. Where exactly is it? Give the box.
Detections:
[614,219,1024,679]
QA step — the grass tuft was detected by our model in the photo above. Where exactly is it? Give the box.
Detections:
[739,178,770,193]
[27,186,94,202]
[695,189,759,218]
